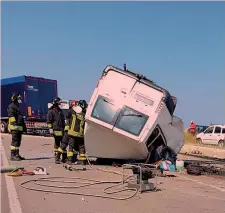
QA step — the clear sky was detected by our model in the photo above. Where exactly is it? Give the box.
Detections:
[2,1,225,127]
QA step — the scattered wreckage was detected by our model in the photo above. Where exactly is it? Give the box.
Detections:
[84,64,184,165]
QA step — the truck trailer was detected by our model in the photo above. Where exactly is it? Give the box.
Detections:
[1,75,58,135]
[84,65,184,164]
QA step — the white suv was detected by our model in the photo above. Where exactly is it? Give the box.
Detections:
[196,125,225,147]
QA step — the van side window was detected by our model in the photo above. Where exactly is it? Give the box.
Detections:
[214,127,221,134]
[222,128,225,134]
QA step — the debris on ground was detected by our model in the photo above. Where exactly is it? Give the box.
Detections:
[8,168,35,177]
[33,167,49,175]
[184,160,225,176]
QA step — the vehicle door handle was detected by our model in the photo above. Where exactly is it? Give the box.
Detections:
[218,135,220,136]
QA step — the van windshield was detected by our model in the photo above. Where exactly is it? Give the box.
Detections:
[91,96,118,125]
[91,96,149,136]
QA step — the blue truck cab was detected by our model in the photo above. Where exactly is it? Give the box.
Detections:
[1,75,58,135]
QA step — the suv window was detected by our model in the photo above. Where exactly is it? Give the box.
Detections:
[222,128,225,134]
[204,126,213,134]
[214,127,221,134]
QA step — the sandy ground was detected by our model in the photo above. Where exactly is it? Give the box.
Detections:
[1,134,225,213]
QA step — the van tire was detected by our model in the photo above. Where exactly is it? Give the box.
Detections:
[0,121,8,133]
[218,140,224,148]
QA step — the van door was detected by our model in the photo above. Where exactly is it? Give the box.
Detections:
[201,126,214,144]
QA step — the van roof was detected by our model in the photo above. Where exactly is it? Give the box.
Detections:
[102,65,177,115]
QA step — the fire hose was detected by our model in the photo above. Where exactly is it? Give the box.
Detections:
[20,155,147,201]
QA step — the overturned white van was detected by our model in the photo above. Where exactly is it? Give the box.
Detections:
[84,65,184,164]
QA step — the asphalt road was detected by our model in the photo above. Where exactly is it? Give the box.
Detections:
[1,134,225,213]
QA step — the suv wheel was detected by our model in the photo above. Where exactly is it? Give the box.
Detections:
[0,121,8,133]
[218,140,224,148]
[196,138,202,144]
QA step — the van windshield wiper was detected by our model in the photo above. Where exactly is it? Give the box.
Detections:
[121,113,143,117]
[103,99,115,106]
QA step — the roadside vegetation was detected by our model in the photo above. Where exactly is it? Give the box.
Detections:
[184,132,197,145]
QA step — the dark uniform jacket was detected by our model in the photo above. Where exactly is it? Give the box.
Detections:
[7,102,26,132]
[66,109,85,137]
[47,106,65,136]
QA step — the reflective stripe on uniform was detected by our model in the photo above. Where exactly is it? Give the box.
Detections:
[80,157,86,160]
[70,115,76,132]
[53,131,63,136]
[79,153,86,160]
[58,147,64,153]
[10,146,19,150]
[67,151,73,157]
[64,125,69,131]
[9,117,23,131]
[8,125,23,131]
[68,130,83,137]
[58,147,67,154]
[9,117,16,123]
[53,148,58,152]
[47,123,52,128]
[76,114,84,136]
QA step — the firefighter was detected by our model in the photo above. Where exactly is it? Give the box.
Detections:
[55,100,79,164]
[66,100,88,166]
[7,94,27,161]
[47,97,65,158]
[189,120,196,136]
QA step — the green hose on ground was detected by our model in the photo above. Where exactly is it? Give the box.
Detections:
[1,167,24,173]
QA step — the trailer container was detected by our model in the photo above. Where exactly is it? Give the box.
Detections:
[1,75,57,135]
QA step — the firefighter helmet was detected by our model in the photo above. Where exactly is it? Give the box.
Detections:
[52,97,62,105]
[77,100,88,109]
[70,100,77,107]
[11,94,22,103]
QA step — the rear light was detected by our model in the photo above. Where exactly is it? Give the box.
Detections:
[26,122,35,128]
[28,106,32,116]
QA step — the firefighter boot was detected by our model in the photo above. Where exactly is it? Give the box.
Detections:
[61,153,67,163]
[67,156,73,166]
[76,160,86,165]
[55,152,62,164]
[72,151,78,163]
[76,153,86,165]
[16,150,25,160]
[10,150,21,161]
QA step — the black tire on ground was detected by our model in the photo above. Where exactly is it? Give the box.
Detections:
[218,140,225,148]
[196,138,202,144]
[0,121,8,133]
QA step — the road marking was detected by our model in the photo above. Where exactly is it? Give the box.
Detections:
[1,140,23,213]
[1,133,52,139]
[177,174,225,193]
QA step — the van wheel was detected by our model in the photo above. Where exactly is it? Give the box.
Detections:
[196,138,202,144]
[0,121,8,133]
[218,140,224,148]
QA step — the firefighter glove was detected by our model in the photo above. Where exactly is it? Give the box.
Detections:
[49,129,53,135]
